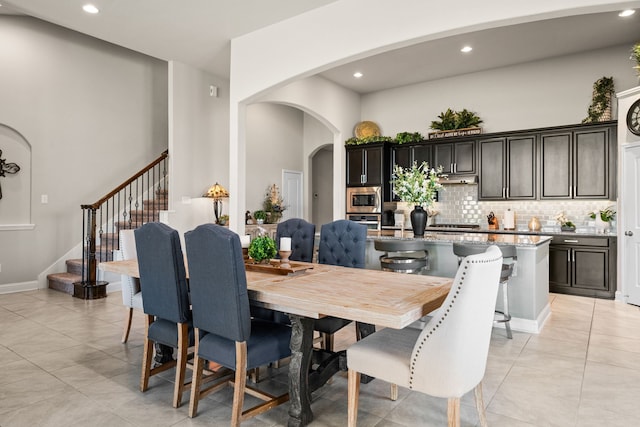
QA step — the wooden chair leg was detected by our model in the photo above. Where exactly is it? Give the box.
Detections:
[474,383,488,427]
[390,383,398,401]
[122,307,134,343]
[140,314,154,392]
[447,397,460,427]
[231,341,248,427]
[189,331,204,418]
[347,369,360,427]
[173,322,189,408]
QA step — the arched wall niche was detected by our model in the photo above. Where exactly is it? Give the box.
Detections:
[0,123,32,227]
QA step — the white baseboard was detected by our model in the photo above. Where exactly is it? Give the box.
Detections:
[0,281,39,294]
[494,303,551,334]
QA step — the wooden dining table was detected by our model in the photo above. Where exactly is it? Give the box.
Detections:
[99,259,452,427]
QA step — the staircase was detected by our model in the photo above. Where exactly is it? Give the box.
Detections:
[47,191,167,294]
[47,151,168,297]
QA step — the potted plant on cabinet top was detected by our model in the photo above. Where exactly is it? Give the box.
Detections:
[428,108,483,140]
[394,131,424,144]
[631,42,640,77]
[589,206,616,232]
[390,161,444,237]
[582,76,615,123]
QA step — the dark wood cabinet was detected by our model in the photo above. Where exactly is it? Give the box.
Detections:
[479,135,536,200]
[346,144,384,187]
[549,236,616,299]
[433,140,475,175]
[540,126,615,200]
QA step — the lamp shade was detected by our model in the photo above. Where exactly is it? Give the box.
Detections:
[204,182,229,199]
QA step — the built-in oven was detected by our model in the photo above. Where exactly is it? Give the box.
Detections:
[346,186,381,214]
[347,214,381,230]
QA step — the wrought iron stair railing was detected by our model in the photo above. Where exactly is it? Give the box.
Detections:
[78,150,168,296]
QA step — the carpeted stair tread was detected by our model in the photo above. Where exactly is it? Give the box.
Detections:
[47,272,81,294]
[65,259,83,276]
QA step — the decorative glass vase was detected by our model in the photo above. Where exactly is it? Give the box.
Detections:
[410,205,428,237]
[595,215,610,233]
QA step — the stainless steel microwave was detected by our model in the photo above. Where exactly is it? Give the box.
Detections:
[346,186,381,214]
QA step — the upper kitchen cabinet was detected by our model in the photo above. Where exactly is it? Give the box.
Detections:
[478,135,536,200]
[346,143,386,187]
[433,140,476,175]
[540,124,616,200]
[391,144,432,170]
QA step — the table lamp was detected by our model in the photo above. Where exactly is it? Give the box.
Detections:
[203,182,229,224]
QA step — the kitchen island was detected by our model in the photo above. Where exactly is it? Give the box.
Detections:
[365,229,552,333]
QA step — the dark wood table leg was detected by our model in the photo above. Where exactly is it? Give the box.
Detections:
[287,314,314,427]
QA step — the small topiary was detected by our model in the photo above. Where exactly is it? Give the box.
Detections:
[248,236,277,263]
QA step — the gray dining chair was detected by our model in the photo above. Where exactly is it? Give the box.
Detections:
[117,229,143,343]
[184,224,291,425]
[134,222,193,408]
[347,246,503,427]
[316,219,367,351]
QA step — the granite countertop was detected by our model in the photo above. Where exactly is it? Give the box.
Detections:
[367,229,552,247]
[380,225,617,238]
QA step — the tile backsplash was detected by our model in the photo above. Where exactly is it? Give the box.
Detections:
[428,184,616,229]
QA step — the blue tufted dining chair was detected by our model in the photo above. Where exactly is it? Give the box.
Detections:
[184,224,291,425]
[134,222,193,408]
[315,219,367,351]
[276,218,316,262]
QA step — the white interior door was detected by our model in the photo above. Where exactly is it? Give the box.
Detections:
[623,143,640,306]
[282,170,303,221]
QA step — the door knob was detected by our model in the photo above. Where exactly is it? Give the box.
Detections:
[625,231,634,236]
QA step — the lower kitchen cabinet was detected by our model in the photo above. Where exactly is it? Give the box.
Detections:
[549,235,616,299]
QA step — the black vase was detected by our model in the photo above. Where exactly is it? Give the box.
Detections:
[410,205,427,237]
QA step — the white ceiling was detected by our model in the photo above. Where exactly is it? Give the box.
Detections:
[1,1,638,94]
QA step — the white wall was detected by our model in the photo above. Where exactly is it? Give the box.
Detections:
[362,45,639,135]
[0,16,167,289]
[163,61,230,238]
[245,103,303,214]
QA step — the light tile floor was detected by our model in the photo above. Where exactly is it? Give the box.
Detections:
[1,290,639,426]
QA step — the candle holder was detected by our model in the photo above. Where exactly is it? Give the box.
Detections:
[279,250,292,268]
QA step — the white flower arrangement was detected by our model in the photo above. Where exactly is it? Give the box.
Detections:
[555,212,575,228]
[391,161,444,206]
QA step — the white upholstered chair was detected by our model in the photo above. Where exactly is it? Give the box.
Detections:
[118,229,143,343]
[346,246,503,427]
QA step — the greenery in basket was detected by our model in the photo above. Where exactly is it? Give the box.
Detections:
[582,76,615,123]
[253,210,267,221]
[631,42,640,76]
[345,135,394,145]
[589,206,616,222]
[555,212,575,228]
[390,161,444,206]
[430,108,483,131]
[248,235,277,263]
[394,131,424,144]
[218,214,229,226]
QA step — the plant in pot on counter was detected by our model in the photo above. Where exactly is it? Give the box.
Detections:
[248,235,277,263]
[555,212,576,232]
[253,210,267,224]
[589,206,616,232]
[390,161,444,238]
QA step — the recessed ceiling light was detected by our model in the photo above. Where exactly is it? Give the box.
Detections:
[353,72,363,78]
[82,4,100,14]
[619,9,635,17]
[460,46,473,53]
